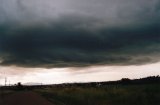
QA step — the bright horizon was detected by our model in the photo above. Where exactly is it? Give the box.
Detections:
[1,62,160,85]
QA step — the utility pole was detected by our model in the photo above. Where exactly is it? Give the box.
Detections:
[5,77,7,86]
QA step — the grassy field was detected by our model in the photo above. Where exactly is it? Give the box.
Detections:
[35,84,160,105]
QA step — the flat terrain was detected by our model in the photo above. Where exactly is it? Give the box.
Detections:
[36,84,160,105]
[1,83,160,105]
[0,91,54,105]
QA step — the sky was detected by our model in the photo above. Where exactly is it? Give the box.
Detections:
[0,0,160,85]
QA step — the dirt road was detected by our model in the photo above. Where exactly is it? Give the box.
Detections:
[0,91,54,105]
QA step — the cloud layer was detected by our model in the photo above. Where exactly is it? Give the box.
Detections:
[0,0,160,68]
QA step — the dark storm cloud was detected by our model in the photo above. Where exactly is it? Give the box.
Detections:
[0,21,160,68]
[0,0,160,68]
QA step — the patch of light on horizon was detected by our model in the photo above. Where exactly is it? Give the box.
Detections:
[0,62,160,85]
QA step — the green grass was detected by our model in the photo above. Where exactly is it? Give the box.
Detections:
[35,84,160,105]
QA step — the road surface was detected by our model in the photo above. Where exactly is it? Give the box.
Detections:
[0,91,54,105]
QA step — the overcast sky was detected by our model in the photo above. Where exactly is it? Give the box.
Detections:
[0,0,160,84]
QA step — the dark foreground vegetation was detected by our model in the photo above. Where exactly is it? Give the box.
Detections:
[1,76,160,105]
